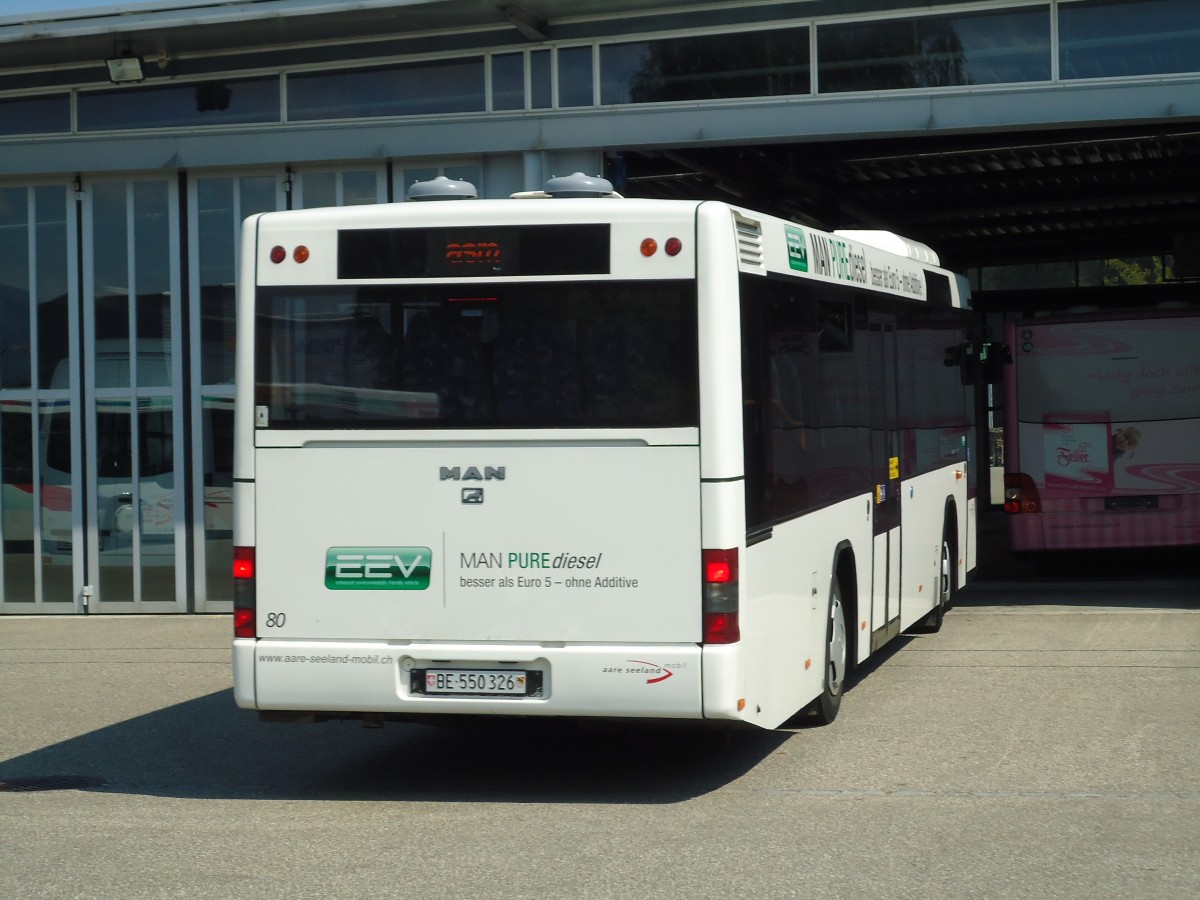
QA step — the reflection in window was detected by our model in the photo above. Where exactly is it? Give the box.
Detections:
[557,47,594,107]
[601,27,810,104]
[817,301,852,352]
[0,187,31,390]
[1060,0,1200,79]
[78,78,279,131]
[343,171,380,206]
[35,186,70,390]
[37,400,74,601]
[531,50,552,109]
[93,405,174,479]
[1,405,35,602]
[0,95,69,136]
[133,181,173,388]
[289,58,485,120]
[199,175,279,388]
[91,183,131,382]
[492,52,525,110]
[202,397,235,600]
[818,7,1050,93]
[256,282,698,429]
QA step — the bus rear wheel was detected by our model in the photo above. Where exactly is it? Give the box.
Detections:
[812,579,847,725]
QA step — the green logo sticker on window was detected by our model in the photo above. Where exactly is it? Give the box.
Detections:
[785,225,808,272]
[325,547,431,590]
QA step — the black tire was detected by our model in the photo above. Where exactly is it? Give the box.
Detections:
[813,578,848,725]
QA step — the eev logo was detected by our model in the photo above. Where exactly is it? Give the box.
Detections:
[325,547,431,590]
[785,225,808,272]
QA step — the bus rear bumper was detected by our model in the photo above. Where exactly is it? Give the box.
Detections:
[237,639,707,720]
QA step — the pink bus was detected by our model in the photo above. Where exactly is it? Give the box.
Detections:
[1003,308,1200,552]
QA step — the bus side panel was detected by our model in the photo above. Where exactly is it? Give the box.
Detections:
[899,467,965,632]
[738,494,870,730]
[699,481,748,722]
[233,639,257,709]
[233,214,261,486]
[695,202,746,484]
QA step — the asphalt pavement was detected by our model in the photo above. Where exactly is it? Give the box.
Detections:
[1,538,1197,899]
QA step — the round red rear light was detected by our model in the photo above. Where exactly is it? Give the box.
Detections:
[665,237,682,256]
[293,245,310,263]
[269,246,286,264]
[640,238,657,257]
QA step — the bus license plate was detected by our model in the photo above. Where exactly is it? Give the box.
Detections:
[424,669,527,696]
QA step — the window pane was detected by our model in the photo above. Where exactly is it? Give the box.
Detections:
[201,395,234,602]
[0,95,69,136]
[1,404,36,602]
[35,186,69,390]
[0,187,31,389]
[557,47,593,107]
[492,52,525,110]
[133,182,173,388]
[1060,0,1200,79]
[38,399,74,601]
[602,27,810,104]
[78,78,279,131]
[342,171,379,206]
[301,173,337,209]
[819,8,1050,93]
[530,50,552,109]
[289,58,485,120]
[256,282,699,429]
[91,182,130,385]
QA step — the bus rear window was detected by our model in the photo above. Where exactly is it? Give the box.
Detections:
[254,282,698,429]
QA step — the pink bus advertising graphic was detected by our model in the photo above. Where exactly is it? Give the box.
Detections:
[1003,311,1200,552]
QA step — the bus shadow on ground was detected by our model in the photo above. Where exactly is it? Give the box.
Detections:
[0,690,797,804]
[961,546,1200,610]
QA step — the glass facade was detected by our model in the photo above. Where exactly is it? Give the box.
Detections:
[557,47,595,107]
[819,7,1050,92]
[0,185,76,610]
[601,27,810,104]
[491,53,525,110]
[0,95,69,136]
[288,58,485,120]
[77,78,279,131]
[1,4,1195,139]
[1060,0,1200,79]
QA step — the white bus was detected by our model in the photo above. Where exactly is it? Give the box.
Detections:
[232,174,976,729]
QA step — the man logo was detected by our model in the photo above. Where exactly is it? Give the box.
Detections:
[440,466,505,481]
[462,488,484,504]
[325,547,431,590]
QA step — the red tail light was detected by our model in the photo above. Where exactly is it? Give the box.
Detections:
[702,548,740,644]
[233,546,255,580]
[1003,472,1041,514]
[233,546,256,638]
[233,607,255,639]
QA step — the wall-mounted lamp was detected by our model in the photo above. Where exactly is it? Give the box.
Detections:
[106,54,145,84]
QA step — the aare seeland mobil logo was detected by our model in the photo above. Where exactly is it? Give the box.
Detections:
[325,547,431,590]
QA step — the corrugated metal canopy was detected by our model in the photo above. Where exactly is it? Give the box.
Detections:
[618,125,1200,270]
